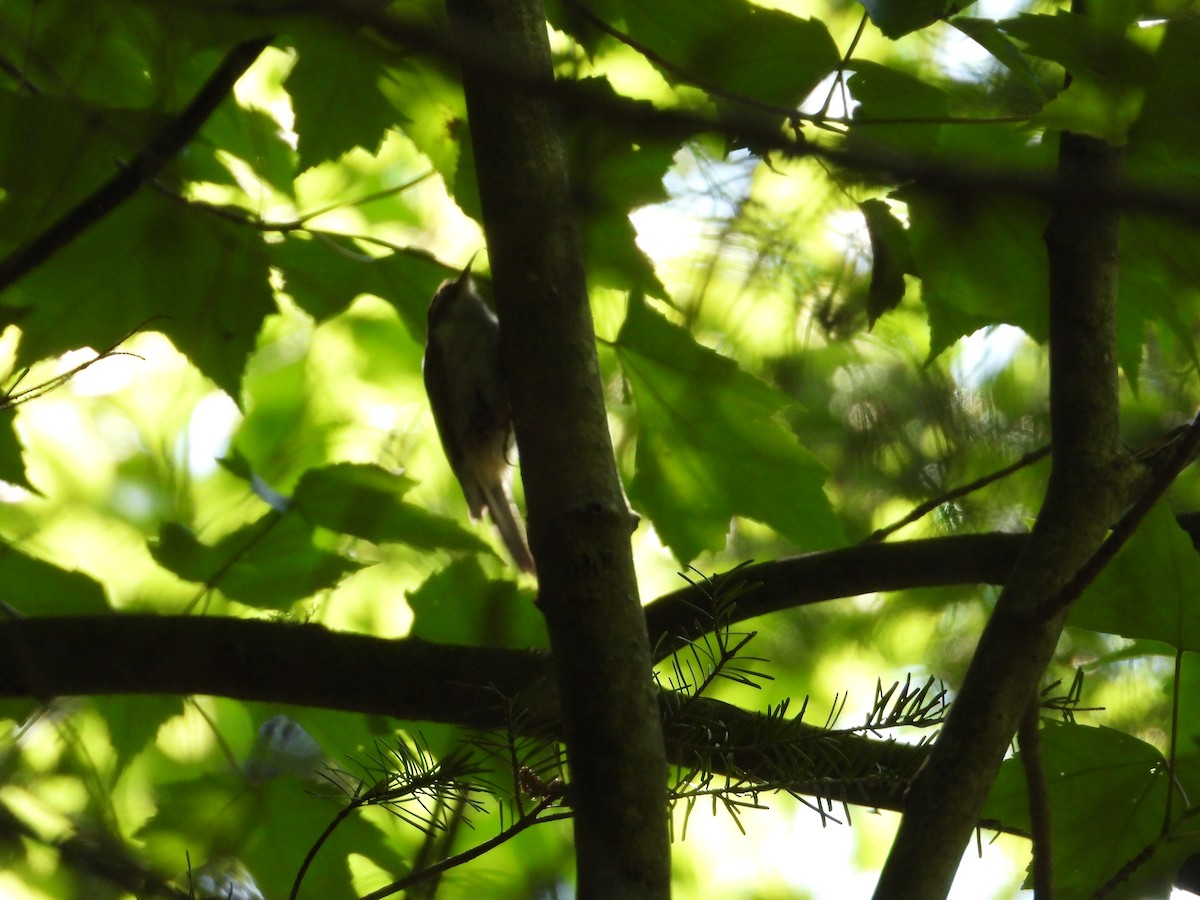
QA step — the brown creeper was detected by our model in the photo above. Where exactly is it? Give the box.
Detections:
[423,259,535,573]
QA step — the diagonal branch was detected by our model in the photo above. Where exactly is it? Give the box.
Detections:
[0,36,273,294]
[559,0,803,129]
[647,503,1200,660]
[862,445,1051,544]
[645,533,1024,658]
[873,119,1136,900]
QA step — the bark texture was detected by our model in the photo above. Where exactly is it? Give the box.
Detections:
[872,132,1131,899]
[442,0,671,895]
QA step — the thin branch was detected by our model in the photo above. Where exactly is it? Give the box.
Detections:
[1042,412,1200,620]
[289,801,359,900]
[825,113,1031,127]
[562,2,1024,133]
[357,800,567,900]
[180,510,286,614]
[1018,704,1053,898]
[0,36,273,293]
[146,169,436,233]
[816,12,866,125]
[562,0,802,129]
[404,794,470,900]
[863,444,1051,543]
[1093,803,1200,898]
[0,317,164,410]
[292,171,438,226]
[288,738,489,899]
[1165,648,1188,831]
[143,171,461,277]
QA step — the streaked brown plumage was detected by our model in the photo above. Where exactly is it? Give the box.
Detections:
[423,261,535,573]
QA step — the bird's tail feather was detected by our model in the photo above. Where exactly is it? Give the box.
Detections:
[481,481,535,573]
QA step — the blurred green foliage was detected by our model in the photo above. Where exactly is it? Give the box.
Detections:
[0,0,1198,897]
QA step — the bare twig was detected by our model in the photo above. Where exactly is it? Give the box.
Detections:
[1018,704,1053,898]
[179,511,286,614]
[0,317,164,410]
[863,444,1051,543]
[561,0,802,129]
[0,36,273,293]
[1042,412,1200,620]
[358,799,568,900]
[815,12,868,126]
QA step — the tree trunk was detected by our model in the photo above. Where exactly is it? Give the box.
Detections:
[873,124,1132,900]
[442,1,672,896]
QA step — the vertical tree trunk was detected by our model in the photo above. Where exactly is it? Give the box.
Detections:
[442,1,672,896]
[872,122,1131,900]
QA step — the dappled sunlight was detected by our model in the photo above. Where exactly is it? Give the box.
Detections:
[1,0,1197,897]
